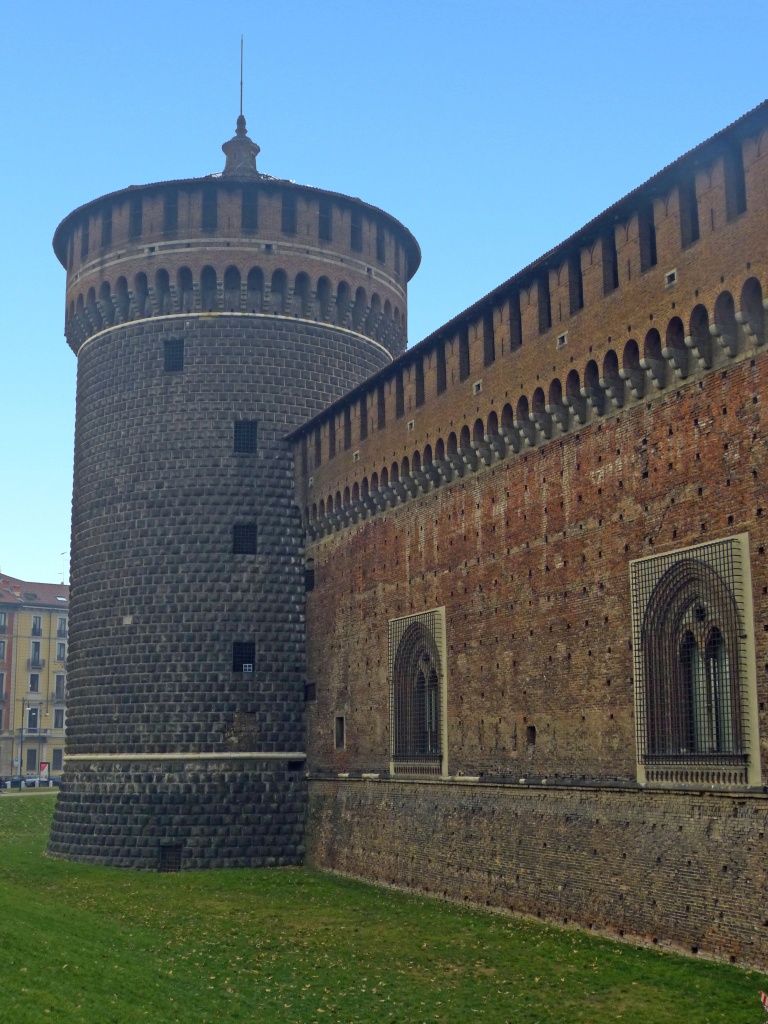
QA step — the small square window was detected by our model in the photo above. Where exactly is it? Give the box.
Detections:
[232,642,255,673]
[305,681,317,702]
[233,420,258,453]
[163,338,184,372]
[233,524,258,554]
[335,715,346,750]
[304,567,315,592]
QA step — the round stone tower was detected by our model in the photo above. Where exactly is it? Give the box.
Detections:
[48,116,420,869]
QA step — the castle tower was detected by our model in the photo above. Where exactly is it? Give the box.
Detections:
[48,116,420,869]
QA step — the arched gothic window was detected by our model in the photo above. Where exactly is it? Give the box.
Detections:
[389,609,446,776]
[630,535,758,786]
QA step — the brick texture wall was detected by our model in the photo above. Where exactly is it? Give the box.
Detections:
[307,778,768,967]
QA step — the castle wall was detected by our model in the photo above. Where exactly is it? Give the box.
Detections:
[306,778,768,967]
[294,108,768,963]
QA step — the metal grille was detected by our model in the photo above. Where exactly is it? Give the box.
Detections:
[388,609,445,775]
[233,524,258,554]
[163,337,184,372]
[158,844,183,873]
[630,537,750,771]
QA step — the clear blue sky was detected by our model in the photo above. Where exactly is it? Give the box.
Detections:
[2,0,766,584]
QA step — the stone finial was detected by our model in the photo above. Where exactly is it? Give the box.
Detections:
[222,114,261,178]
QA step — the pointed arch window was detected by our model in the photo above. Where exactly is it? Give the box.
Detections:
[388,609,446,776]
[630,535,760,786]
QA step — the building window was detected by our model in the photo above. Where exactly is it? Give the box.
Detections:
[129,196,142,239]
[538,273,552,333]
[305,681,317,701]
[54,674,65,700]
[201,186,217,231]
[351,210,362,252]
[395,371,405,418]
[164,189,178,233]
[29,641,41,667]
[343,407,352,450]
[335,716,346,750]
[57,617,67,638]
[359,396,368,440]
[568,253,584,314]
[52,749,63,771]
[318,199,332,241]
[679,176,700,248]
[27,706,39,731]
[282,192,297,234]
[305,560,315,592]
[630,534,759,786]
[377,384,386,429]
[389,608,446,776]
[56,643,66,662]
[415,358,425,406]
[242,184,258,231]
[458,325,470,381]
[232,642,255,673]
[233,420,258,453]
[26,748,37,771]
[724,142,747,221]
[102,206,112,247]
[376,223,385,263]
[0,641,6,660]
[31,615,42,636]
[483,310,495,365]
[54,709,65,730]
[233,524,258,554]
[0,611,6,632]
[638,203,658,272]
[163,337,184,372]
[602,231,619,295]
[29,674,40,693]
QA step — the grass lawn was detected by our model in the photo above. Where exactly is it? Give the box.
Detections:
[1,794,766,1023]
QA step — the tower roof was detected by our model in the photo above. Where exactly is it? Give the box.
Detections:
[221,113,261,178]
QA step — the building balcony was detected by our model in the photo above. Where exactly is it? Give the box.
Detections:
[56,628,68,638]
[31,627,43,637]
[19,727,51,739]
[27,658,45,669]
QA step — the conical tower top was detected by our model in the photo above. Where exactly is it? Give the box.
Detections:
[222,114,261,178]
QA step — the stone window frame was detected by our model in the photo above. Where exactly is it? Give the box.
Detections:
[388,607,448,777]
[629,533,761,787]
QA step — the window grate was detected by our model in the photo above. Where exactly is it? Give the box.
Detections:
[163,338,184,372]
[630,536,750,771]
[388,609,446,774]
[233,524,257,554]
[159,845,183,872]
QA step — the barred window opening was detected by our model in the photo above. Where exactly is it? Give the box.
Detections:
[389,610,446,776]
[630,536,758,784]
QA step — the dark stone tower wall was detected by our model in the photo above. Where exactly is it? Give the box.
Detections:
[49,123,419,868]
[48,314,391,868]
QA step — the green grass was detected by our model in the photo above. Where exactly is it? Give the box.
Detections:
[1,795,766,1023]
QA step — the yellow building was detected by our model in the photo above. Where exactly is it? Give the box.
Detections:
[0,575,68,781]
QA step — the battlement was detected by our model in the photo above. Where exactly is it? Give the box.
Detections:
[53,151,420,357]
[290,101,768,532]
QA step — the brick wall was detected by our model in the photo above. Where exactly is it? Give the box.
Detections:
[307,778,768,967]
